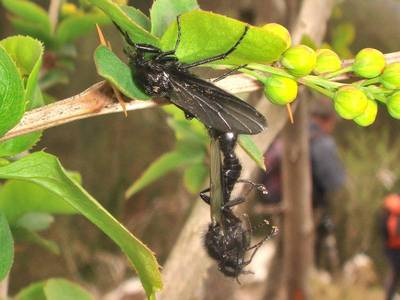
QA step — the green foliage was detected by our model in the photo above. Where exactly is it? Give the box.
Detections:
[0,212,13,280]
[125,141,206,198]
[0,152,162,298]
[150,0,199,37]
[238,135,265,171]
[93,45,150,100]
[86,0,159,46]
[161,10,289,65]
[0,36,44,156]
[44,279,93,300]
[0,180,76,224]
[0,45,25,137]
[121,5,151,31]
[1,0,51,45]
[16,279,93,300]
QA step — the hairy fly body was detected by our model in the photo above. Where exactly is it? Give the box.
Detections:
[115,17,266,135]
[202,130,274,279]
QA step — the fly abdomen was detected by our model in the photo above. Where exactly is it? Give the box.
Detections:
[222,153,242,198]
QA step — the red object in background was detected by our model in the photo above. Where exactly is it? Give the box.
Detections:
[384,194,400,249]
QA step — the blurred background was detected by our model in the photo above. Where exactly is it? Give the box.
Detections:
[1,0,400,299]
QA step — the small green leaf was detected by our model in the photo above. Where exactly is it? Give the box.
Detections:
[44,279,93,300]
[0,36,44,155]
[1,36,43,80]
[86,0,159,45]
[0,180,76,224]
[150,0,199,37]
[0,45,25,137]
[183,162,208,193]
[94,45,150,100]
[121,5,151,32]
[1,0,51,36]
[161,10,289,65]
[16,281,47,300]
[0,132,42,158]
[16,213,54,231]
[238,135,265,171]
[56,13,110,46]
[126,150,203,198]
[0,152,162,298]
[0,212,13,280]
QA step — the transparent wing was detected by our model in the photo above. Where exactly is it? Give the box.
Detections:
[168,71,267,135]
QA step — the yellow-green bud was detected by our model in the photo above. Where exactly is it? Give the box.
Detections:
[280,45,316,77]
[353,48,385,78]
[0,158,9,167]
[380,63,400,89]
[314,49,342,75]
[334,86,368,120]
[262,23,291,51]
[264,75,298,105]
[354,99,377,126]
[61,3,78,16]
[387,91,400,119]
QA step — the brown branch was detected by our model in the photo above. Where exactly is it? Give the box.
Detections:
[48,0,61,32]
[0,75,261,143]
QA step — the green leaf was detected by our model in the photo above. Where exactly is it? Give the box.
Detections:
[86,0,159,45]
[1,36,43,81]
[0,152,162,298]
[12,227,60,255]
[238,135,265,171]
[16,212,54,231]
[121,5,151,32]
[0,132,42,158]
[16,281,47,300]
[0,212,13,280]
[8,17,53,48]
[0,180,76,224]
[183,162,208,193]
[44,279,92,300]
[126,150,203,198]
[150,0,199,37]
[1,0,51,36]
[0,36,44,155]
[56,13,110,46]
[0,45,25,137]
[161,10,289,65]
[94,45,150,100]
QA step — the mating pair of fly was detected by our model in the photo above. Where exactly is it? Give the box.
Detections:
[115,16,276,279]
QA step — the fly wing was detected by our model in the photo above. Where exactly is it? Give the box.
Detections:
[168,71,267,135]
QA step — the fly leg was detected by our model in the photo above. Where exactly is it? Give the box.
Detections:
[182,26,249,69]
[237,179,268,196]
[154,15,182,60]
[212,64,248,82]
[200,188,211,205]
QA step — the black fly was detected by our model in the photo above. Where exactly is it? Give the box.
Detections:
[114,17,266,134]
[201,130,275,279]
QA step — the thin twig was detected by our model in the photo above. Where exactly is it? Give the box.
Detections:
[0,75,260,142]
[48,0,61,33]
[2,50,399,143]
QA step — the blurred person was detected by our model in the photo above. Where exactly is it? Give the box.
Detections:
[261,99,346,269]
[381,194,400,300]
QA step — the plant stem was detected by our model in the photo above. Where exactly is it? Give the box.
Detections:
[247,63,296,79]
[298,79,335,98]
[0,273,9,299]
[325,66,353,79]
[48,0,61,33]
